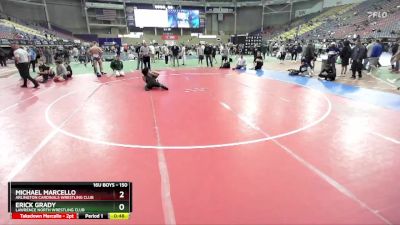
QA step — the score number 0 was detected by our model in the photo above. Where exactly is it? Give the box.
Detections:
[119,191,125,210]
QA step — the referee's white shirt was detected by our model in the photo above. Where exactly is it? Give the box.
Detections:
[14,48,29,63]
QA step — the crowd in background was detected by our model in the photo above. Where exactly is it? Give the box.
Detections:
[5,36,400,89]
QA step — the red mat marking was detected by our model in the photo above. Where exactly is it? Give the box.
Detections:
[0,68,399,224]
[44,74,332,149]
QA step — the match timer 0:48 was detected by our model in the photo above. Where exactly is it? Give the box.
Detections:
[8,182,132,220]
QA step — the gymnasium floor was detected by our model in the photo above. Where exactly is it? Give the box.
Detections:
[0,58,400,225]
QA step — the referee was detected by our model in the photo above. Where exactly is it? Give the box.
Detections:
[12,44,39,88]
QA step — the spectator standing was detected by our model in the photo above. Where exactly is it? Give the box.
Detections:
[303,41,316,69]
[279,43,286,63]
[140,42,151,69]
[197,44,204,65]
[391,41,399,71]
[181,45,186,66]
[43,47,51,65]
[63,47,70,64]
[294,43,302,61]
[326,42,340,70]
[363,40,374,70]
[28,47,37,72]
[339,40,352,75]
[252,45,258,62]
[72,46,79,62]
[149,44,155,63]
[0,48,7,67]
[351,39,367,79]
[155,45,160,60]
[171,44,180,67]
[50,47,56,64]
[212,45,217,64]
[163,45,170,65]
[261,44,267,59]
[220,44,229,67]
[289,44,297,61]
[136,43,143,70]
[268,43,274,57]
[368,39,383,74]
[391,42,400,73]
[204,44,213,67]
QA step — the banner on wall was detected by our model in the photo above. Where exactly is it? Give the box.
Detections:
[98,38,122,46]
[161,34,179,40]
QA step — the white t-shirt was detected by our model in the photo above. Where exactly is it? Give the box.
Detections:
[163,46,169,55]
[221,48,229,56]
[279,45,285,53]
[237,57,246,66]
[197,47,204,56]
[366,43,374,57]
[149,45,155,54]
[14,48,29,63]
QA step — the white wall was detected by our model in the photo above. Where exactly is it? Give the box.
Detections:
[1,1,47,23]
[46,0,87,33]
[323,0,366,8]
[295,1,323,18]
[1,0,368,36]
[1,0,87,33]
[236,6,263,34]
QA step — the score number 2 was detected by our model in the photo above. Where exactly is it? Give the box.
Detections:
[118,190,126,211]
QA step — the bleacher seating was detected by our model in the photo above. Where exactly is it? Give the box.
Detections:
[328,0,400,39]
[272,4,354,41]
[0,19,46,39]
[0,13,77,44]
[261,0,399,41]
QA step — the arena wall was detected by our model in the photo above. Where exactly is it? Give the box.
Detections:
[0,0,367,36]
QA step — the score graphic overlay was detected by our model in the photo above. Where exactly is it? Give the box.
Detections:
[8,182,132,220]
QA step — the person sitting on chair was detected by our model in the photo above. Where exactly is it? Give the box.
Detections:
[141,67,168,91]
